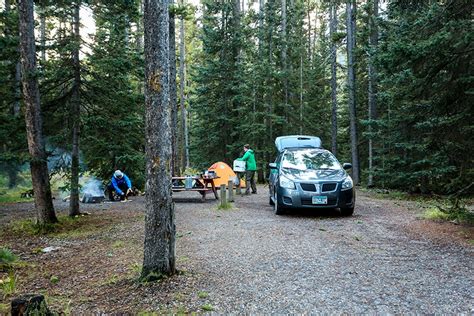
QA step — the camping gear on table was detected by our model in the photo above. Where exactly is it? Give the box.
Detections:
[233,160,246,172]
[185,176,193,189]
[209,161,246,188]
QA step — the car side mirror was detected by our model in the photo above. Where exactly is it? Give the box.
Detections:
[268,163,277,170]
[343,163,352,170]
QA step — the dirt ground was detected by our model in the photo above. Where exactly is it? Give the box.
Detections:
[0,187,473,313]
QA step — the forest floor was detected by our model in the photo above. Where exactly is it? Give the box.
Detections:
[0,186,473,314]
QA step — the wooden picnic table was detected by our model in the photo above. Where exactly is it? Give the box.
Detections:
[172,176,220,201]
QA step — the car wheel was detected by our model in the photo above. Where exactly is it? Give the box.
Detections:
[273,190,285,215]
[340,207,354,216]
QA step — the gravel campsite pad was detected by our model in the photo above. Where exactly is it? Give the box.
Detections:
[0,187,473,313]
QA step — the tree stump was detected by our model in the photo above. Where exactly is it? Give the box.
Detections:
[11,294,52,316]
[228,180,234,202]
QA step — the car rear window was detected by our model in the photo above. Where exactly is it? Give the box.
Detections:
[281,150,341,171]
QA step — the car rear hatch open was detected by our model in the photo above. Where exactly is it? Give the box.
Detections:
[275,135,322,152]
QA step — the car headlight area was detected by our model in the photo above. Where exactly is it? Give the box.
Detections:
[279,175,295,189]
[341,176,353,190]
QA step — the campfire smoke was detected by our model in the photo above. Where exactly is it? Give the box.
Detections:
[81,177,105,203]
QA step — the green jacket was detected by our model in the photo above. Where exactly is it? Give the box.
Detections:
[237,149,257,171]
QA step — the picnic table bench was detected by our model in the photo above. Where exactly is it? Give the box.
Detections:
[172,176,219,201]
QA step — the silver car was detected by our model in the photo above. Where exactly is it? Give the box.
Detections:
[268,136,355,216]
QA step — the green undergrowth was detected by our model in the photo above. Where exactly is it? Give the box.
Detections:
[0,247,18,271]
[0,186,34,203]
[217,202,233,210]
[361,187,474,225]
[4,214,112,238]
[422,206,474,225]
[360,187,431,202]
[0,303,9,314]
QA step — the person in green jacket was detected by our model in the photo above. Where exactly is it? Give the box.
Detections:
[237,144,257,194]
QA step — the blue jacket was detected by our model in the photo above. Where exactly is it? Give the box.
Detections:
[111,173,132,195]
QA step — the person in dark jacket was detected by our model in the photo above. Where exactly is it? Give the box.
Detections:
[108,170,132,201]
[237,144,257,194]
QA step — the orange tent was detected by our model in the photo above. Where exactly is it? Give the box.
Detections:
[208,161,246,188]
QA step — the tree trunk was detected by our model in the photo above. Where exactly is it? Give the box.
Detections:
[281,0,288,124]
[346,0,360,184]
[268,0,273,142]
[18,0,57,224]
[137,0,144,51]
[169,0,178,175]
[307,0,312,62]
[233,0,241,54]
[330,0,338,155]
[14,61,21,117]
[367,0,378,187]
[179,5,189,170]
[258,0,264,52]
[141,0,176,280]
[5,0,21,117]
[299,52,303,134]
[39,6,46,64]
[69,0,81,217]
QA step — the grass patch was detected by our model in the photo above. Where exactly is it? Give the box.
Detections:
[201,304,214,312]
[1,271,17,298]
[217,202,233,210]
[197,291,209,299]
[0,172,34,203]
[128,262,142,275]
[101,274,119,286]
[0,303,9,314]
[112,240,125,249]
[174,292,186,302]
[0,247,18,271]
[50,275,60,284]
[5,214,115,238]
[360,187,426,202]
[422,206,474,224]
[177,256,190,263]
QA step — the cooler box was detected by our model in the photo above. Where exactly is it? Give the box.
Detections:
[233,160,246,172]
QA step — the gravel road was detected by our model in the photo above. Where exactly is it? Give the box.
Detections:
[1,186,472,313]
[172,187,473,313]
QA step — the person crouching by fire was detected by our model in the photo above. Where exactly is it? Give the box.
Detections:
[108,170,132,201]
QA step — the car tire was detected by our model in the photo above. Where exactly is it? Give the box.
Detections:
[273,191,285,215]
[340,207,354,216]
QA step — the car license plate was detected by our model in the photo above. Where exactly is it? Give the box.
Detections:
[312,196,327,205]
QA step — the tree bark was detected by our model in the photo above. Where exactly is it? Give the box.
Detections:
[178,3,189,170]
[169,0,178,175]
[69,0,81,216]
[299,51,303,134]
[258,0,264,53]
[307,0,312,61]
[346,0,360,184]
[367,0,378,187]
[18,0,57,224]
[141,0,176,280]
[39,5,46,64]
[330,0,338,155]
[281,0,288,124]
[137,0,144,51]
[14,61,21,117]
